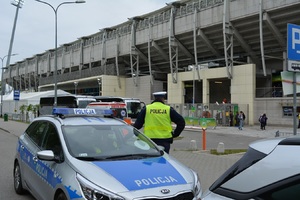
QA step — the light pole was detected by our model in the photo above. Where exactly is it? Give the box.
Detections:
[6,0,24,88]
[97,78,101,96]
[1,54,17,117]
[34,0,86,107]
[74,81,78,95]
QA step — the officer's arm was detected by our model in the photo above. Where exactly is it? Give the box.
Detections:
[132,107,146,129]
[170,108,185,137]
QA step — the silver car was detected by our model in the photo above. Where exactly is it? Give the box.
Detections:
[14,108,202,200]
[201,137,300,200]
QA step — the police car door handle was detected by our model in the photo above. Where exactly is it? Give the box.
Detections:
[33,156,38,163]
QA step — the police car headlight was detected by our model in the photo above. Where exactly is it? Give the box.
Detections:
[77,173,124,200]
[193,172,202,199]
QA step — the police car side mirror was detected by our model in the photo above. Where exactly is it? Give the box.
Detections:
[37,150,61,163]
[157,146,165,155]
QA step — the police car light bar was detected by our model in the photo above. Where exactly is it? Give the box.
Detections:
[52,108,113,116]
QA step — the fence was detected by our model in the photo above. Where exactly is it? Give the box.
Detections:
[170,103,246,127]
[274,130,298,137]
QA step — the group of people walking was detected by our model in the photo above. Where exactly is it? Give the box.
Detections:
[232,111,268,131]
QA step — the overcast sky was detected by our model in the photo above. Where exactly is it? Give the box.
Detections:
[0,0,168,68]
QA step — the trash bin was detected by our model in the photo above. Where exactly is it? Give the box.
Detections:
[4,114,8,122]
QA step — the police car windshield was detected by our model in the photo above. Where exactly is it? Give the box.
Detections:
[62,124,161,159]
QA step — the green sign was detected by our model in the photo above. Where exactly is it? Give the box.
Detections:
[184,117,217,128]
[184,117,199,126]
[191,106,196,112]
[199,118,216,128]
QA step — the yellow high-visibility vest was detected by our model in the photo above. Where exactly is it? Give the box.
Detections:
[144,102,172,139]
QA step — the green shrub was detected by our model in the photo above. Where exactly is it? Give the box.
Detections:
[210,149,247,155]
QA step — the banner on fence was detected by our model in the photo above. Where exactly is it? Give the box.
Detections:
[184,117,216,128]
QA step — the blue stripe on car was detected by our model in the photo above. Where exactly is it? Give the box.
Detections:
[18,141,63,188]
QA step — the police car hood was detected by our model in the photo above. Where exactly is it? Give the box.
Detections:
[70,155,195,193]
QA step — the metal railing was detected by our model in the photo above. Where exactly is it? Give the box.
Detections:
[275,130,298,137]
[256,87,283,98]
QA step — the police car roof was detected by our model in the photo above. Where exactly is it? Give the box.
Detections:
[61,115,124,126]
[50,108,125,126]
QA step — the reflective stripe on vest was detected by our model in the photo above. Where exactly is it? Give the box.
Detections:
[144,102,172,139]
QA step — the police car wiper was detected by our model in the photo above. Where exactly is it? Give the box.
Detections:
[75,156,107,161]
[103,153,161,160]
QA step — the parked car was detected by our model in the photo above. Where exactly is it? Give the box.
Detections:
[201,137,300,200]
[14,108,202,200]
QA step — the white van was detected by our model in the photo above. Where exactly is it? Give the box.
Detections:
[39,95,96,115]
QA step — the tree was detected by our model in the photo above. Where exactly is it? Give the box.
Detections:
[19,104,27,122]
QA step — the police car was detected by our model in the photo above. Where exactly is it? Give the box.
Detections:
[14,108,202,200]
[201,137,300,199]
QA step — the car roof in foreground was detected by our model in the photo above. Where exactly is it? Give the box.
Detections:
[209,137,300,199]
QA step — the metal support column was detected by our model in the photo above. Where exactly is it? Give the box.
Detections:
[26,61,29,90]
[115,31,121,88]
[193,7,200,81]
[61,46,65,74]
[47,51,51,77]
[79,38,84,71]
[169,6,178,83]
[7,0,24,89]
[223,0,233,79]
[101,30,108,75]
[16,64,19,90]
[283,52,287,71]
[130,19,139,86]
[259,0,267,76]
[89,40,94,70]
[34,56,38,91]
[28,72,31,91]
[263,10,286,73]
[148,21,153,85]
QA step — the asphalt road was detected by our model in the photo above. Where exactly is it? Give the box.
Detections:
[0,129,35,200]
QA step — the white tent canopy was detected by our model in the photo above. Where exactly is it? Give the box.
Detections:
[1,89,71,115]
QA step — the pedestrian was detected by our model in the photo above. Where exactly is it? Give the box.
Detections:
[259,113,268,130]
[229,111,233,126]
[235,111,240,127]
[133,91,185,153]
[298,113,300,129]
[238,111,245,130]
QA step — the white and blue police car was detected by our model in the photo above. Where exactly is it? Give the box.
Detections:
[14,108,202,200]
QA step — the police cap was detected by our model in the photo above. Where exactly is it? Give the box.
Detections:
[153,91,167,98]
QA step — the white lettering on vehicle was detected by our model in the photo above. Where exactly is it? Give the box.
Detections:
[74,109,96,115]
[36,163,48,180]
[134,176,178,187]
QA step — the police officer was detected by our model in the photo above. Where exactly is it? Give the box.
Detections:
[133,91,185,153]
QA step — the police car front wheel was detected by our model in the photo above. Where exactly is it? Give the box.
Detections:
[56,192,67,200]
[14,162,25,194]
